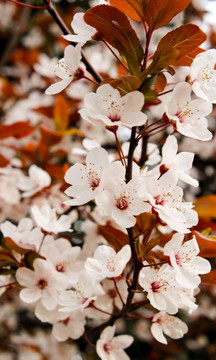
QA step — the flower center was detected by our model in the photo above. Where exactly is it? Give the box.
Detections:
[103,342,112,354]
[116,197,128,210]
[37,279,48,289]
[56,263,65,272]
[151,281,162,293]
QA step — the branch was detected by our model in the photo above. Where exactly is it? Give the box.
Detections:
[43,0,102,84]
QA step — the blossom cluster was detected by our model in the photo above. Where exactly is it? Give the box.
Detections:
[0,0,215,359]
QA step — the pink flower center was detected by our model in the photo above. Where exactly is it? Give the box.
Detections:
[37,279,48,289]
[151,281,162,293]
[56,263,65,272]
[116,197,128,210]
[90,177,100,190]
[154,195,166,206]
[103,342,112,354]
[109,113,121,122]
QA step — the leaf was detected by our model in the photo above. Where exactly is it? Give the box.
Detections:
[98,224,128,252]
[0,154,10,167]
[84,5,144,75]
[146,46,180,75]
[45,163,69,181]
[194,194,216,219]
[192,230,216,258]
[54,95,70,132]
[201,271,216,285]
[40,124,62,147]
[173,47,205,66]
[101,75,142,94]
[139,237,160,258]
[157,24,206,60]
[155,73,167,93]
[2,237,32,255]
[0,251,20,267]
[144,0,191,31]
[23,251,45,270]
[0,122,34,140]
[110,0,148,21]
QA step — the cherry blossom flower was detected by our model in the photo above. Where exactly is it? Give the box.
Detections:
[45,44,84,95]
[63,12,96,44]
[158,135,198,187]
[64,147,119,206]
[139,264,181,314]
[40,237,83,286]
[58,272,104,312]
[34,54,58,78]
[16,258,66,310]
[52,310,86,341]
[85,244,131,281]
[166,82,212,140]
[0,218,43,251]
[163,233,211,288]
[31,204,72,234]
[190,49,216,103]
[96,325,134,360]
[79,84,147,128]
[151,312,188,344]
[139,172,198,233]
[95,177,151,228]
[18,165,51,198]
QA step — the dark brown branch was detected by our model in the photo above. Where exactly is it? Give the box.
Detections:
[44,0,102,84]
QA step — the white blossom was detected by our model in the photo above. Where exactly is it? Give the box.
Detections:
[163,233,211,288]
[63,12,96,44]
[31,204,72,234]
[95,176,151,228]
[139,264,181,314]
[58,272,104,312]
[85,244,131,281]
[190,49,216,103]
[18,165,51,198]
[158,135,198,187]
[79,84,147,128]
[166,82,212,141]
[96,325,134,360]
[151,312,188,344]
[16,258,66,310]
[45,44,83,95]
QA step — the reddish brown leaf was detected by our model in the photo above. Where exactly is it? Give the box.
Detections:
[194,194,216,219]
[45,163,69,181]
[195,217,216,232]
[0,154,10,168]
[2,237,31,255]
[101,75,142,94]
[84,5,144,74]
[155,73,167,93]
[0,122,34,140]
[40,124,62,147]
[201,271,216,285]
[54,95,70,132]
[157,24,206,59]
[173,47,205,66]
[110,0,148,21]
[192,230,216,258]
[98,225,128,252]
[144,0,191,31]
